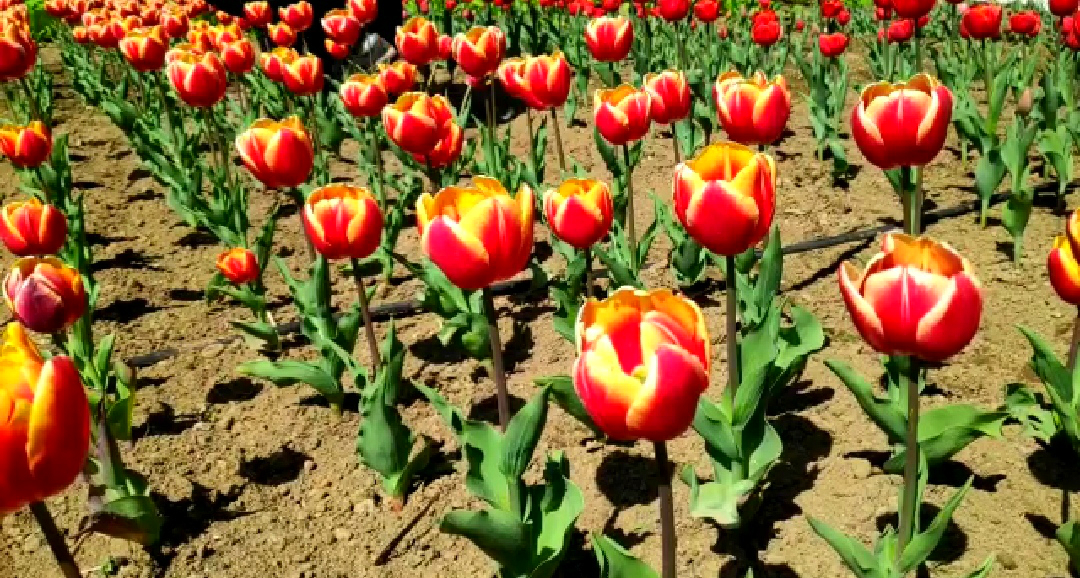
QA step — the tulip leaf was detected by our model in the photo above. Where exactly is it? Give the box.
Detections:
[1057,520,1080,573]
[527,452,585,578]
[884,404,1008,472]
[899,478,973,573]
[441,509,530,565]
[1002,383,1058,443]
[754,224,782,321]
[592,534,659,578]
[825,359,906,443]
[501,389,549,480]
[776,304,826,370]
[808,518,882,578]
[238,360,342,409]
[536,374,601,436]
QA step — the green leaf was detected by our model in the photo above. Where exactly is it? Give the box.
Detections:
[528,452,586,578]
[535,374,602,436]
[501,389,550,479]
[441,509,529,566]
[776,304,826,369]
[963,555,996,578]
[885,404,1008,471]
[1057,520,1080,573]
[591,534,659,578]
[680,464,755,528]
[238,360,342,408]
[754,224,782,317]
[93,494,164,545]
[899,478,972,573]
[825,359,905,442]
[1002,383,1058,442]
[807,518,882,578]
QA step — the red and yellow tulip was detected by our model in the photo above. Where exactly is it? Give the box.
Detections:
[453,25,506,78]
[0,199,67,257]
[417,177,534,290]
[281,51,324,95]
[340,73,388,118]
[839,233,983,362]
[279,0,313,31]
[0,20,36,81]
[673,142,776,256]
[713,70,791,146]
[4,258,87,334]
[348,0,378,25]
[243,1,271,27]
[160,10,188,38]
[497,58,544,109]
[395,16,438,66]
[643,70,691,125]
[594,85,652,146]
[584,16,633,62]
[543,179,614,250]
[216,247,259,285]
[573,287,710,441]
[322,8,360,45]
[382,92,451,156]
[521,51,572,110]
[235,117,314,190]
[0,322,90,514]
[851,73,953,170]
[118,25,167,72]
[377,60,416,95]
[0,122,51,168]
[166,49,228,108]
[1049,235,1080,305]
[267,22,296,47]
[220,37,255,74]
[302,185,383,261]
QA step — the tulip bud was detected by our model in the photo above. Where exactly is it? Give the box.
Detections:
[1049,235,1080,305]
[221,38,256,74]
[235,117,314,189]
[961,3,1002,39]
[279,0,313,31]
[382,92,452,156]
[594,84,652,145]
[395,16,439,65]
[340,73,388,118]
[543,179,614,249]
[302,185,383,261]
[118,26,167,72]
[322,8,361,45]
[1016,88,1034,117]
[0,122,52,168]
[643,70,692,125]
[694,0,719,23]
[851,73,953,169]
[349,0,378,25]
[0,199,67,256]
[281,52,324,95]
[751,11,782,45]
[892,0,936,18]
[216,247,259,285]
[574,287,710,441]
[585,16,633,62]
[656,0,690,21]
[4,257,87,334]
[377,60,416,95]
[713,70,791,146]
[453,25,506,78]
[167,50,228,107]
[243,1,271,27]
[267,22,296,47]
[520,51,572,110]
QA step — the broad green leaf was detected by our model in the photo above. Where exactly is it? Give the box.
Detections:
[808,518,881,578]
[899,478,972,573]
[592,534,659,578]
[441,509,529,567]
[825,360,905,442]
[501,389,550,480]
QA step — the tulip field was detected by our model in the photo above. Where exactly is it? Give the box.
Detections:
[10,0,1080,576]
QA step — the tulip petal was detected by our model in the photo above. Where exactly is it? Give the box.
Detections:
[839,262,890,354]
[422,216,492,290]
[914,272,983,361]
[626,344,708,441]
[25,356,89,500]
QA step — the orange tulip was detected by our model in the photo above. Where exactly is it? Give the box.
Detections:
[210,22,244,48]
[1049,235,1080,306]
[644,69,691,125]
[243,0,271,27]
[382,92,451,156]
[71,25,89,43]
[302,185,383,261]
[0,323,90,514]
[497,58,544,109]
[414,121,463,169]
[543,179,613,249]
[713,70,791,146]
[279,0,313,31]
[4,257,87,334]
[593,84,652,146]
[325,39,352,60]
[220,37,255,74]
[417,176,534,290]
[395,16,438,65]
[521,51,572,110]
[267,22,296,47]
[840,234,983,362]
[216,247,259,285]
[258,46,294,83]
[166,49,228,107]
[322,8,360,45]
[573,287,710,441]
[0,122,51,168]
[584,16,633,62]
[0,21,36,80]
[851,73,953,170]
[377,60,416,95]
[160,9,188,39]
[0,199,67,257]
[673,142,776,256]
[236,117,314,190]
[348,0,377,25]
[118,26,167,72]
[340,73,387,118]
[452,25,506,78]
[281,51,323,95]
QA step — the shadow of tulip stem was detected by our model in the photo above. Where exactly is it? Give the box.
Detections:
[484,287,510,431]
[725,255,739,396]
[351,258,381,374]
[30,501,81,578]
[897,357,922,565]
[654,441,676,578]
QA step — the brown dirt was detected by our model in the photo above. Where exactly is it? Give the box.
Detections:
[2,46,1077,578]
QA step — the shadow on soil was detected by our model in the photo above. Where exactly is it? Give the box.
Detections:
[149,481,248,568]
[238,447,311,486]
[92,248,162,272]
[206,377,264,404]
[133,403,199,438]
[96,297,164,323]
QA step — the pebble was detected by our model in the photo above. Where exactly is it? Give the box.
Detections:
[850,458,872,480]
[999,552,1018,570]
[23,535,41,553]
[332,528,352,543]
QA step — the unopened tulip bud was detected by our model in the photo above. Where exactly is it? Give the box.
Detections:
[0,199,67,256]
[1017,88,1034,117]
[4,257,87,334]
[0,122,52,168]
[216,248,259,285]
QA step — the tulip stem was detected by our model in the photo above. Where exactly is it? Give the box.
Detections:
[671,123,682,165]
[622,144,637,260]
[897,356,922,564]
[653,441,676,578]
[583,247,593,299]
[29,501,82,578]
[368,118,385,212]
[351,259,382,373]
[725,255,740,394]
[551,108,567,171]
[525,108,537,178]
[483,288,510,431]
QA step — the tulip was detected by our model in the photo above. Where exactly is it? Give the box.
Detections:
[0,323,90,514]
[44,0,69,20]
[821,0,843,19]
[892,0,935,18]
[235,117,314,189]
[210,23,244,48]
[498,58,545,109]
[4,258,87,334]
[325,39,352,60]
[281,52,324,95]
[382,92,450,156]
[71,26,89,43]
[160,9,188,38]
[216,248,259,285]
[243,1,271,27]
[0,122,51,168]
[839,233,982,362]
[1049,0,1078,17]
[302,185,383,261]
[395,16,438,65]
[751,11,781,45]
[1009,10,1041,36]
[673,142,776,256]
[1049,235,1080,305]
[437,34,453,61]
[322,8,361,45]
[258,47,293,82]
[340,73,388,118]
[838,8,852,24]
[453,25,506,78]
[962,4,1002,39]
[267,22,296,47]
[594,84,652,145]
[414,121,463,168]
[851,73,953,170]
[378,60,416,95]
[220,38,255,74]
[0,199,67,257]
[643,70,691,125]
[279,0,313,31]
[416,177,534,290]
[543,179,613,249]
[573,287,710,441]
[585,16,633,62]
[713,70,790,146]
[694,0,719,22]
[0,22,36,81]
[818,32,849,57]
[349,0,378,25]
[888,18,915,42]
[656,0,690,21]
[166,50,228,107]
[118,26,167,72]
[520,52,572,110]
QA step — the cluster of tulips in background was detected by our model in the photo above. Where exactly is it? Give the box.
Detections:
[5,0,1080,574]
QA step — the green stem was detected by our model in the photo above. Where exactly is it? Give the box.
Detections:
[583,246,593,300]
[368,118,385,211]
[550,108,567,171]
[621,144,636,259]
[897,356,921,562]
[483,287,509,431]
[29,501,81,578]
[350,258,381,374]
[725,255,739,396]
[654,441,676,578]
